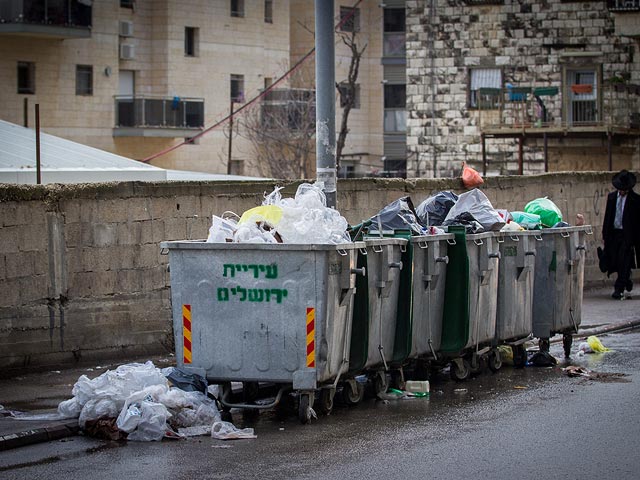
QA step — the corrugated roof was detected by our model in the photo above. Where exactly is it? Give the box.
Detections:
[0,120,166,184]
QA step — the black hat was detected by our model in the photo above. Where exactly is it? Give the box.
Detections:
[612,170,636,190]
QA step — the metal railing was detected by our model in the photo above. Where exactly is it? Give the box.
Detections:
[0,0,91,27]
[607,0,640,11]
[114,96,204,129]
[477,83,640,132]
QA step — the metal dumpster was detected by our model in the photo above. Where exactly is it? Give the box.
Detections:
[160,240,364,423]
[532,226,591,357]
[441,227,501,380]
[345,237,407,400]
[407,233,455,363]
[494,230,540,367]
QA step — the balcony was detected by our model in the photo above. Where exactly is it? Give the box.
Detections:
[608,0,640,11]
[0,0,91,38]
[477,83,640,137]
[113,96,205,138]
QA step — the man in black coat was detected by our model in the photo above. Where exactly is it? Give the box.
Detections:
[602,170,640,299]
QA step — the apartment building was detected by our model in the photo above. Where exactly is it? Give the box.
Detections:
[406,0,640,177]
[0,0,292,176]
[0,0,409,178]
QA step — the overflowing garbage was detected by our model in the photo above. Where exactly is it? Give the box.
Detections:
[207,182,350,244]
[22,362,256,442]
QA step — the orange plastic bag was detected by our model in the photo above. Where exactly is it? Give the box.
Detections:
[461,162,484,189]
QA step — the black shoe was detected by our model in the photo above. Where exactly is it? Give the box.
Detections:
[626,280,633,292]
[612,291,623,299]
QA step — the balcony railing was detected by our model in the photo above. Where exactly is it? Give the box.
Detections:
[477,83,640,133]
[383,32,405,58]
[607,0,640,11]
[115,96,204,130]
[0,0,91,28]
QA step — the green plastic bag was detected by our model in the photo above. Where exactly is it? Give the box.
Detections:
[511,211,541,230]
[524,197,563,228]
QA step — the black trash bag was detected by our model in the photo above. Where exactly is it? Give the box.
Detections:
[367,196,426,235]
[552,221,571,228]
[528,351,557,367]
[441,212,485,234]
[415,191,459,226]
[165,367,208,394]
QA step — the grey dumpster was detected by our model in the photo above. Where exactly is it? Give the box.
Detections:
[347,237,407,397]
[409,233,455,361]
[532,226,591,357]
[441,228,501,380]
[495,230,539,367]
[160,240,364,423]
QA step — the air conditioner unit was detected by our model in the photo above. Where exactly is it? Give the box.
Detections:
[120,44,135,60]
[119,20,133,37]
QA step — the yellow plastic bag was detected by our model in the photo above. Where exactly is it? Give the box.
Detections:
[238,205,283,227]
[586,335,610,353]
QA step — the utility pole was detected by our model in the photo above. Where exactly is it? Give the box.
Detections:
[315,0,337,208]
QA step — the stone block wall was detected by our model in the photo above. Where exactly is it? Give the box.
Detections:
[406,0,640,178]
[0,172,634,371]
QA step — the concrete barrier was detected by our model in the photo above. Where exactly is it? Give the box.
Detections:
[0,172,634,372]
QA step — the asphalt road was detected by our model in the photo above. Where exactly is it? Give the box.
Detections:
[2,329,639,480]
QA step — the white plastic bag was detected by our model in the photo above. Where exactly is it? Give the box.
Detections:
[206,215,237,243]
[444,188,505,232]
[211,421,257,440]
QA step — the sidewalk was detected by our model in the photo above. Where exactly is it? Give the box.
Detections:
[1,287,639,451]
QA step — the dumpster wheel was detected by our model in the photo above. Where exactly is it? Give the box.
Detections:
[488,349,502,373]
[342,379,365,406]
[298,392,315,424]
[374,370,388,396]
[512,345,527,369]
[450,358,471,382]
[318,388,335,415]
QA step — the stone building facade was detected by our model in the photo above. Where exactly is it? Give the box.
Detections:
[405,0,640,178]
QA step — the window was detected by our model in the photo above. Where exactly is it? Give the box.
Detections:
[75,65,93,95]
[264,0,273,23]
[17,62,35,94]
[567,67,599,124]
[383,8,405,57]
[339,6,360,32]
[338,83,360,109]
[384,84,406,132]
[120,0,134,8]
[231,0,244,17]
[264,77,273,90]
[184,27,198,57]
[230,74,245,102]
[469,68,502,108]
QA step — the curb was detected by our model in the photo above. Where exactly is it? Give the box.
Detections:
[0,421,79,452]
[550,318,640,344]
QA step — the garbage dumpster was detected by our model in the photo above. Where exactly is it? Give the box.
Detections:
[532,226,591,357]
[345,237,407,401]
[160,240,364,423]
[441,227,501,380]
[494,230,540,367]
[406,233,455,367]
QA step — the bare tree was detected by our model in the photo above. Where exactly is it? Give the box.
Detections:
[335,28,367,174]
[238,73,316,179]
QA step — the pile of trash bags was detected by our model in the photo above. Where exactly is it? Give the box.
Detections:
[354,188,576,236]
[24,362,256,442]
[206,180,578,242]
[206,182,351,244]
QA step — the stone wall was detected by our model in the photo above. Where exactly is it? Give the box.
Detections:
[406,0,640,177]
[0,172,634,372]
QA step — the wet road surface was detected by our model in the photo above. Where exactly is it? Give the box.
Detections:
[2,330,639,480]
